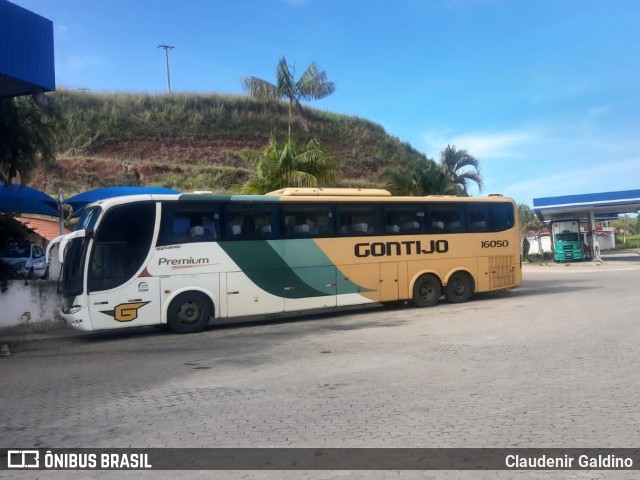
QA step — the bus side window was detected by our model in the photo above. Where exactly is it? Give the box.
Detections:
[384,205,424,235]
[468,205,488,232]
[282,205,334,238]
[337,206,380,236]
[428,204,465,233]
[488,203,514,232]
[225,205,277,240]
[172,216,190,243]
[158,204,220,245]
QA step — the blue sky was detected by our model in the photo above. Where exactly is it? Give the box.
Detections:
[12,0,640,206]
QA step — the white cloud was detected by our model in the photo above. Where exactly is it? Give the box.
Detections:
[501,156,640,206]
[422,128,537,160]
[421,112,640,206]
[449,132,534,159]
[59,54,106,72]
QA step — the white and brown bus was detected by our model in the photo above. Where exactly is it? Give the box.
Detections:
[60,188,522,333]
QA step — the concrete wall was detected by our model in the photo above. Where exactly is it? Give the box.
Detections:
[596,228,616,250]
[0,280,63,331]
[527,235,552,254]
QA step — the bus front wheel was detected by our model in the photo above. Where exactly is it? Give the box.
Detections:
[445,271,474,303]
[167,292,212,334]
[412,274,441,307]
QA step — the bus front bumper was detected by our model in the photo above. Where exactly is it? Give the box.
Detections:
[61,303,94,331]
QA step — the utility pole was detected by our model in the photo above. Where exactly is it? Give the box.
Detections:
[157,44,174,93]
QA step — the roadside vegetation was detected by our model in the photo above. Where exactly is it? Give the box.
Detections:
[615,233,640,250]
[37,89,430,195]
[0,95,61,185]
[611,216,640,249]
[5,57,487,200]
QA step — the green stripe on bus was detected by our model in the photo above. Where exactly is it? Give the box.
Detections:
[218,240,365,298]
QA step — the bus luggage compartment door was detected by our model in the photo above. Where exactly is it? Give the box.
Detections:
[283,266,337,312]
[478,256,515,291]
[226,271,285,317]
[337,264,380,306]
[379,262,399,302]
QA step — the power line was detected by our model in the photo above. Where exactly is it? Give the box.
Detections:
[157,44,175,93]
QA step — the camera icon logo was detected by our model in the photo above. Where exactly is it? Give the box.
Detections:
[7,450,40,468]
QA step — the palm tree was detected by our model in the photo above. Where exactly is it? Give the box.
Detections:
[0,95,60,185]
[240,137,340,194]
[518,203,544,257]
[438,145,483,196]
[382,157,454,196]
[242,57,335,138]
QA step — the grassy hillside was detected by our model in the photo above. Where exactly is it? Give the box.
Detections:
[31,90,430,195]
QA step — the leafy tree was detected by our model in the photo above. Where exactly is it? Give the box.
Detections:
[239,136,340,194]
[438,145,483,196]
[631,215,640,235]
[242,57,335,138]
[382,145,484,197]
[0,95,61,185]
[518,203,544,257]
[382,158,452,196]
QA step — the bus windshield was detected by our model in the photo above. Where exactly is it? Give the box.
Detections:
[556,233,579,242]
[74,206,101,231]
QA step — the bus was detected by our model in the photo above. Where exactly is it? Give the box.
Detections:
[59,188,522,333]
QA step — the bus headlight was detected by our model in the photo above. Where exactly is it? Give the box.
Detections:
[62,305,82,314]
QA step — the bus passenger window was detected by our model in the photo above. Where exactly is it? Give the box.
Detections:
[488,203,514,231]
[189,225,205,240]
[337,206,379,236]
[429,204,465,233]
[384,206,424,235]
[283,205,334,238]
[431,221,445,232]
[468,205,488,232]
[158,204,221,246]
[202,216,217,239]
[225,205,277,240]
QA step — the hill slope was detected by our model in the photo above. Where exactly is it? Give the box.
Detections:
[31,90,429,195]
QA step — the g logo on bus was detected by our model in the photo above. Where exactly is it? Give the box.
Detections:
[101,302,150,322]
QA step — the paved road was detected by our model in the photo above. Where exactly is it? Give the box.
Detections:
[2,252,640,479]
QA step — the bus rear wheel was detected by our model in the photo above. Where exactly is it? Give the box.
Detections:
[412,274,441,307]
[167,292,212,334]
[445,271,474,303]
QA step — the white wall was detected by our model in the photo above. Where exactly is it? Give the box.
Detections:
[596,228,616,250]
[0,280,63,330]
[527,234,552,254]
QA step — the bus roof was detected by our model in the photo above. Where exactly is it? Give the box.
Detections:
[267,187,393,197]
[84,189,514,209]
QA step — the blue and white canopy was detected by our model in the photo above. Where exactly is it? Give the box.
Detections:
[533,189,640,222]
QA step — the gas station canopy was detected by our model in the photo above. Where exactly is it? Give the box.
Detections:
[533,189,640,260]
[533,189,640,222]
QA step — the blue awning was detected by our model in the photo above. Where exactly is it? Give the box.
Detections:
[0,182,58,216]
